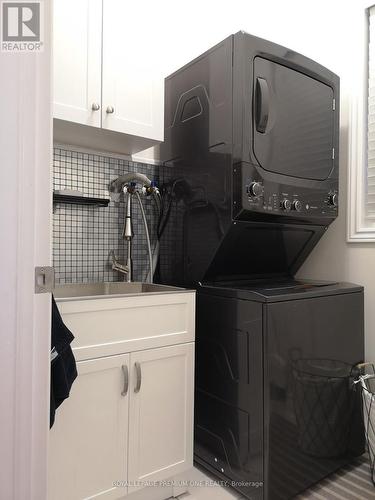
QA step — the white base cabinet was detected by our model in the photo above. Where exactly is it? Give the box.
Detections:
[49,290,195,500]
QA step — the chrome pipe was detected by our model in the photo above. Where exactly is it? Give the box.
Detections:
[123,192,133,240]
[125,240,132,283]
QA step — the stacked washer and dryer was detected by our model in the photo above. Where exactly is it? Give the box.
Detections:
[159,32,365,500]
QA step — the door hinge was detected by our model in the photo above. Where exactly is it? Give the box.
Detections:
[332,148,335,160]
[333,99,336,111]
[35,266,55,294]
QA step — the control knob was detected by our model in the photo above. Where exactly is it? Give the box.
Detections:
[248,182,263,197]
[292,200,302,212]
[328,193,338,207]
[280,199,292,211]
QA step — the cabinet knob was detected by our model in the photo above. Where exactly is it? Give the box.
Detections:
[106,105,115,114]
[91,102,100,111]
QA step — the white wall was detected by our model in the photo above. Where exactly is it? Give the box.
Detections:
[133,0,375,359]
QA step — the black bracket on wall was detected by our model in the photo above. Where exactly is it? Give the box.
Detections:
[53,192,110,207]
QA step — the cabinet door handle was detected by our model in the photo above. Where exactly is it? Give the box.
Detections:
[134,362,142,393]
[106,105,115,114]
[91,102,100,111]
[121,364,129,396]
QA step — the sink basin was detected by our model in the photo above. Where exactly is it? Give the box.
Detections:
[53,281,186,299]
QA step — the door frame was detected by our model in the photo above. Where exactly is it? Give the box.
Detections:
[0,1,52,498]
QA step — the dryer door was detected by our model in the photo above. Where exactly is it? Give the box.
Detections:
[252,57,334,181]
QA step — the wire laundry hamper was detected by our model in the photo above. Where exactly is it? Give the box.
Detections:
[355,363,375,485]
[292,359,358,458]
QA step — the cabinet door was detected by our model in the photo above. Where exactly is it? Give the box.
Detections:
[48,354,130,500]
[128,343,194,491]
[102,0,164,141]
[53,0,102,127]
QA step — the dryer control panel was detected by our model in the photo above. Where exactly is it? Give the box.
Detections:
[235,164,338,221]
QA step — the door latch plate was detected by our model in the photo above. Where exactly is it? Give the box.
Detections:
[35,266,55,294]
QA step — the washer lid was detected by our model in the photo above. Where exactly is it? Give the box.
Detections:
[203,222,325,283]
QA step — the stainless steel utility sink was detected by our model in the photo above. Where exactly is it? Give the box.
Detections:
[53,281,186,300]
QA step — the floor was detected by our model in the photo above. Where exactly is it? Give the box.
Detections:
[177,455,375,499]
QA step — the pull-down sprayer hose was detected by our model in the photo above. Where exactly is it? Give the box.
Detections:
[135,191,153,283]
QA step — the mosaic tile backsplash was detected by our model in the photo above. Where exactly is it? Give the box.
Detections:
[53,146,159,284]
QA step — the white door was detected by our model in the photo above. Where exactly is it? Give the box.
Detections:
[49,354,130,500]
[128,343,194,492]
[0,1,52,498]
[102,0,164,140]
[53,0,102,126]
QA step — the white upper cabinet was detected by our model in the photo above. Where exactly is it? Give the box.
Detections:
[102,0,164,140]
[53,0,102,127]
[53,0,164,154]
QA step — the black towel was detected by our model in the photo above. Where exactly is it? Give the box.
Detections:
[50,295,77,428]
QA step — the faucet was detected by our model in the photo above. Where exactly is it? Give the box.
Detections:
[109,250,129,279]
[108,172,160,283]
[109,184,134,282]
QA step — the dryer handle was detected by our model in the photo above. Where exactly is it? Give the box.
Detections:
[255,77,270,134]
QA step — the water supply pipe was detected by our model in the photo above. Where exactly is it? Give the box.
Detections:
[108,173,152,202]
